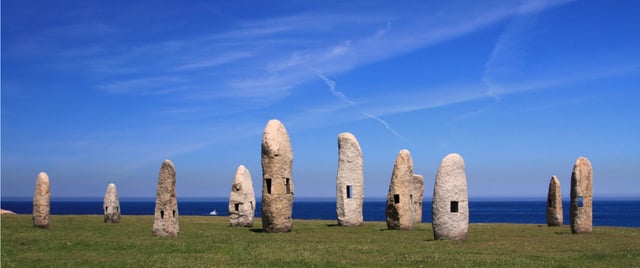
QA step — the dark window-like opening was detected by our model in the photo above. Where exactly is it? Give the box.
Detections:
[116,207,119,213]
[160,210,164,219]
[234,203,240,212]
[548,198,554,208]
[393,194,400,204]
[285,178,291,194]
[578,196,584,207]
[172,210,176,218]
[105,206,108,213]
[266,178,272,194]
[250,201,254,210]
[346,185,352,199]
[450,201,459,213]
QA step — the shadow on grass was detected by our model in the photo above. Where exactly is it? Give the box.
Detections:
[250,228,264,233]
[326,224,341,227]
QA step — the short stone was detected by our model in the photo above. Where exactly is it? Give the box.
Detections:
[229,165,256,227]
[546,176,562,227]
[432,153,468,241]
[103,183,121,223]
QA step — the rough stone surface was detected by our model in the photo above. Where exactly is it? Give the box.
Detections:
[32,172,50,228]
[570,156,593,234]
[228,165,256,227]
[103,183,121,223]
[412,174,424,224]
[385,149,414,230]
[432,153,468,241]
[152,160,179,237]
[336,132,364,227]
[546,176,563,227]
[261,119,294,233]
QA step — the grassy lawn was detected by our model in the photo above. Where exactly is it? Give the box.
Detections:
[2,215,639,267]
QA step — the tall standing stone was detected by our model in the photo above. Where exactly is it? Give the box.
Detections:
[546,176,562,227]
[412,174,424,224]
[386,149,414,230]
[432,153,468,241]
[152,160,179,237]
[570,157,593,234]
[336,132,364,227]
[261,119,294,233]
[32,172,50,228]
[228,165,256,227]
[103,183,121,223]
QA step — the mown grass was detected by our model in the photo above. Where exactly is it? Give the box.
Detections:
[2,215,639,267]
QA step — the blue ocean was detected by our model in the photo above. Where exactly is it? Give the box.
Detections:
[2,199,639,227]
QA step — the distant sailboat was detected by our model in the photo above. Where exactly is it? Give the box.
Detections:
[209,209,217,216]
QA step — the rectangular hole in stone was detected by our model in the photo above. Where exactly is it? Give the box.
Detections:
[450,201,459,213]
[105,206,108,213]
[347,185,352,199]
[266,178,272,194]
[234,203,240,212]
[173,210,176,218]
[116,207,119,213]
[285,178,291,194]
[578,196,584,207]
[548,198,554,208]
[393,194,400,204]
[160,210,164,219]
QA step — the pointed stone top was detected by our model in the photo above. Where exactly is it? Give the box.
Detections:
[106,183,118,194]
[397,149,411,161]
[443,153,463,163]
[550,175,560,184]
[162,159,175,168]
[234,165,251,182]
[262,119,292,157]
[37,172,49,184]
[338,132,356,141]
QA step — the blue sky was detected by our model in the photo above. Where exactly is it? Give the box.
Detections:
[2,0,639,200]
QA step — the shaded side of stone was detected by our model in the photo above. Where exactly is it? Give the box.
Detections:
[261,119,294,233]
[570,157,593,234]
[32,172,51,228]
[546,176,562,227]
[152,160,180,237]
[336,132,364,227]
[412,174,424,224]
[103,183,121,223]
[385,149,414,230]
[229,165,256,227]
[432,153,468,241]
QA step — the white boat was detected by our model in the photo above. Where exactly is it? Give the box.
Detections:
[209,209,217,216]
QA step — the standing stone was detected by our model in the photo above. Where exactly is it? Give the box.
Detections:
[570,157,593,234]
[546,176,562,227]
[32,172,50,228]
[432,153,468,241]
[385,149,414,230]
[261,119,294,233]
[152,160,179,237]
[336,132,364,227]
[103,183,121,223]
[412,174,425,224]
[228,165,256,227]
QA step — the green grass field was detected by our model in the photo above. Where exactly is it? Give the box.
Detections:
[2,215,639,267]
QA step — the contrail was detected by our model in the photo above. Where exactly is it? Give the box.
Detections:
[309,66,409,143]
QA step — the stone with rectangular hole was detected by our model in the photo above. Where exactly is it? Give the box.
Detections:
[152,160,179,237]
[228,165,256,227]
[103,183,121,223]
[570,157,593,234]
[386,149,414,230]
[336,132,364,227]
[432,153,468,241]
[261,119,294,233]
[546,176,562,227]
